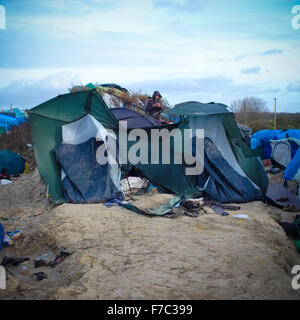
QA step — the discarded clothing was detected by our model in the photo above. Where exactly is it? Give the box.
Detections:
[1,256,30,268]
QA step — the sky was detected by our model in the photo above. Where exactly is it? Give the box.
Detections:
[0,0,299,112]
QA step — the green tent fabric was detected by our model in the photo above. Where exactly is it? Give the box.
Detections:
[165,101,232,116]
[29,93,268,204]
[29,89,119,203]
[122,196,181,216]
[165,101,268,194]
[0,150,25,175]
[123,119,201,199]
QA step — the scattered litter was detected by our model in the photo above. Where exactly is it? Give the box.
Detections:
[58,247,76,256]
[19,265,29,276]
[32,272,48,281]
[212,206,229,216]
[48,247,76,268]
[0,179,13,185]
[164,197,240,219]
[7,230,22,240]
[232,214,250,220]
[2,234,14,247]
[105,198,127,207]
[34,252,56,268]
[1,256,30,268]
[121,177,148,192]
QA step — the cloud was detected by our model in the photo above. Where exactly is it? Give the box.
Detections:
[0,72,280,109]
[235,49,283,61]
[260,49,283,56]
[287,82,300,92]
[125,75,279,105]
[0,72,80,108]
[241,67,260,74]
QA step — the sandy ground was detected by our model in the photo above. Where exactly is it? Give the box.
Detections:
[0,169,300,300]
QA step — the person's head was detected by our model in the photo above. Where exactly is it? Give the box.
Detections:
[152,91,162,100]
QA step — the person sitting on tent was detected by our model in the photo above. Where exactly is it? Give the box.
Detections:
[145,91,163,121]
[0,168,11,180]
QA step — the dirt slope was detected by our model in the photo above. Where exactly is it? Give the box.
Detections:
[0,170,300,300]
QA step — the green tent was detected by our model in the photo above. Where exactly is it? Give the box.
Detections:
[29,91,268,204]
[164,102,268,195]
[29,89,119,203]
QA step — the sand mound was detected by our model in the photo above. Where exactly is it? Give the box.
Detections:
[1,193,300,300]
[0,168,48,221]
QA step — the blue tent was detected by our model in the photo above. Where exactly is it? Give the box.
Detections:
[2,108,27,119]
[251,129,300,159]
[284,147,300,181]
[0,150,25,175]
[0,114,26,134]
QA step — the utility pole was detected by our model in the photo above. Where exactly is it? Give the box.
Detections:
[273,98,277,130]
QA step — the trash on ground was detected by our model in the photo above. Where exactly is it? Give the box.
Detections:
[2,234,14,247]
[0,179,13,185]
[32,272,48,281]
[1,256,30,268]
[212,205,229,216]
[34,252,56,268]
[6,230,22,240]
[48,247,76,268]
[121,177,148,192]
[105,199,127,207]
[164,197,240,218]
[232,214,250,220]
[19,265,29,275]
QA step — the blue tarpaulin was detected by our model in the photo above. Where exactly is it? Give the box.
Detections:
[196,138,263,203]
[284,147,300,181]
[54,114,124,204]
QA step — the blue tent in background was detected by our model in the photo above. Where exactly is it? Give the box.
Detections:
[2,108,27,119]
[0,150,25,175]
[251,129,300,159]
[0,114,20,134]
[0,114,26,134]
